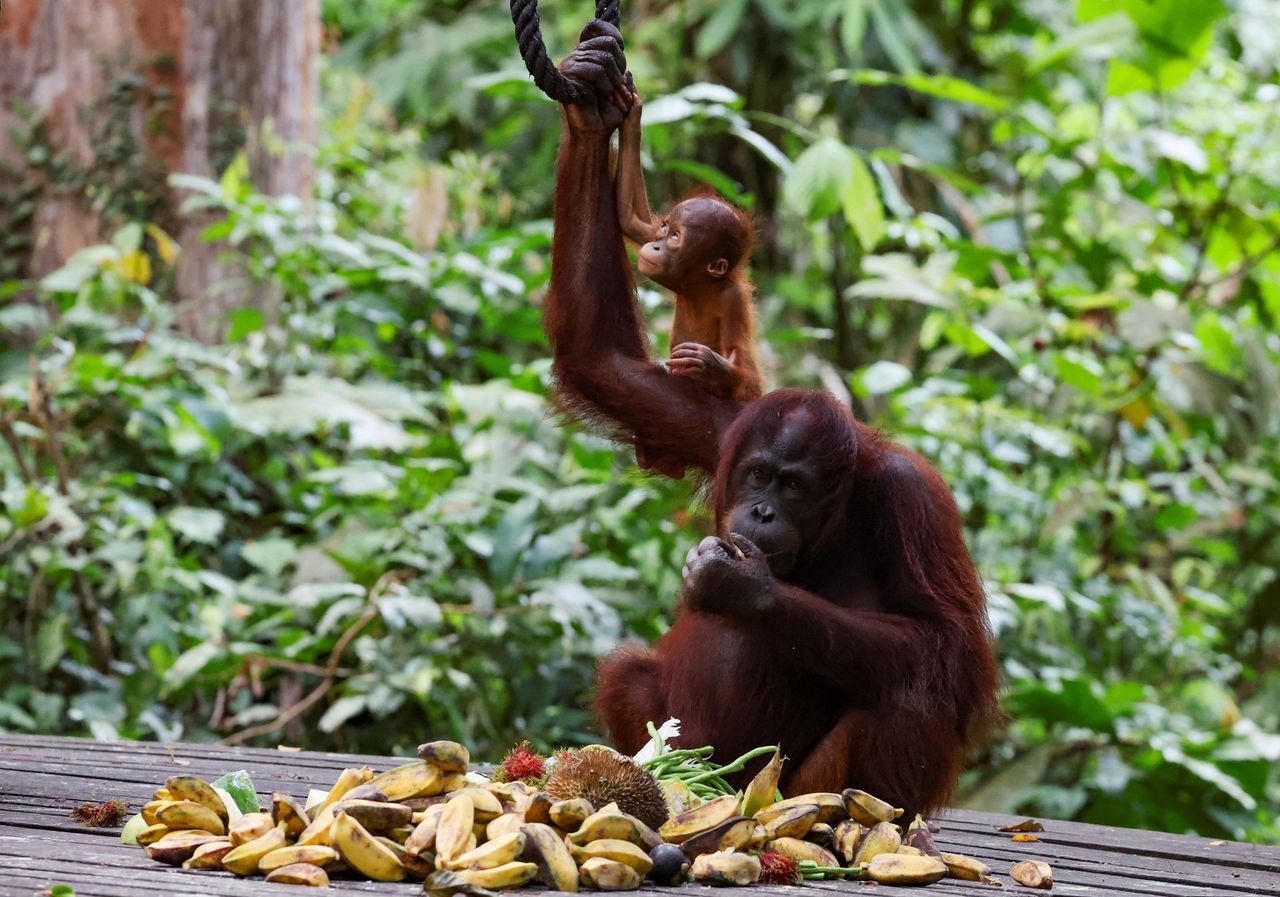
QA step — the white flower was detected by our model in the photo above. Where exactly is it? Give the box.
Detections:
[632,718,681,764]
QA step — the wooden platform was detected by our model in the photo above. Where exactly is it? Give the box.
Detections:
[0,735,1275,896]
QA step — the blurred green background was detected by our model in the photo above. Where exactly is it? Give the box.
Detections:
[1,0,1278,840]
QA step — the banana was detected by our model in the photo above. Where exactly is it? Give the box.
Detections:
[377,836,435,879]
[389,824,415,844]
[520,822,579,892]
[449,787,504,823]
[761,804,819,841]
[805,822,834,847]
[265,862,331,887]
[765,837,840,868]
[259,844,340,874]
[448,831,526,871]
[745,824,769,851]
[675,816,756,859]
[656,794,741,844]
[439,772,469,793]
[182,839,234,869]
[861,853,947,886]
[568,810,648,848]
[272,791,311,837]
[425,870,504,897]
[740,748,784,817]
[487,812,524,841]
[318,765,375,812]
[938,852,991,880]
[296,806,338,847]
[156,800,226,836]
[842,788,899,826]
[756,792,846,826]
[152,787,172,801]
[898,845,924,856]
[164,775,229,824]
[690,850,761,887]
[333,811,407,882]
[832,820,865,864]
[341,783,390,803]
[903,815,940,856]
[405,803,446,857]
[222,822,288,875]
[144,829,224,866]
[524,792,554,827]
[366,760,442,801]
[1010,860,1053,890]
[141,800,176,826]
[230,811,275,846]
[853,821,902,865]
[570,839,653,875]
[329,798,412,832]
[136,824,170,846]
[434,794,475,866]
[455,861,539,889]
[418,740,470,774]
[578,857,641,891]
[549,798,593,831]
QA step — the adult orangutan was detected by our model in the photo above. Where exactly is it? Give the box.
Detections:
[544,22,998,816]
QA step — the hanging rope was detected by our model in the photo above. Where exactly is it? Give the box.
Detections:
[510,0,620,104]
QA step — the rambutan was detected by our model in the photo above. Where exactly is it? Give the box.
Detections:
[71,799,128,827]
[757,851,801,885]
[495,741,546,784]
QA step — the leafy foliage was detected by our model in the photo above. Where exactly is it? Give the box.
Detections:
[2,0,1279,843]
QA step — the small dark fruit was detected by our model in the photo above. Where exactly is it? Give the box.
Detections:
[648,842,690,886]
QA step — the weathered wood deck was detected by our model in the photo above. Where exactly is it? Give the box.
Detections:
[0,734,1275,896]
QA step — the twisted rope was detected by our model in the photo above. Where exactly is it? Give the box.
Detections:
[510,0,620,104]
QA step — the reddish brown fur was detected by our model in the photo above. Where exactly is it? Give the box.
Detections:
[547,38,998,816]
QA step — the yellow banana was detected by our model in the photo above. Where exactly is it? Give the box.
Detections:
[674,816,756,859]
[229,811,275,846]
[1010,860,1053,890]
[221,822,288,876]
[295,806,337,847]
[833,819,865,865]
[861,853,946,885]
[658,794,741,844]
[756,792,846,826]
[570,838,653,875]
[418,740,470,774]
[164,775,229,824]
[765,837,840,868]
[853,820,901,865]
[842,788,899,826]
[521,822,579,892]
[455,861,538,889]
[548,798,593,831]
[377,836,435,879]
[487,812,524,841]
[259,844,340,874]
[438,772,468,793]
[447,831,526,871]
[366,760,442,801]
[182,839,233,869]
[156,800,226,836]
[136,824,170,846]
[578,857,641,891]
[265,862,331,887]
[141,800,175,826]
[404,803,446,857]
[143,830,223,866]
[318,765,375,812]
[272,791,311,837]
[523,792,554,827]
[333,811,407,882]
[690,850,761,886]
[761,804,818,841]
[449,787,504,823]
[570,810,650,848]
[740,748,784,818]
[434,794,475,865]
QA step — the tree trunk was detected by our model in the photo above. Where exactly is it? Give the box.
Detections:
[0,0,319,340]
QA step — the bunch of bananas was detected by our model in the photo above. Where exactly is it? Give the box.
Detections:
[128,740,1041,891]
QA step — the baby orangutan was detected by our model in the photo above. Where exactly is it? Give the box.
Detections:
[615,90,764,405]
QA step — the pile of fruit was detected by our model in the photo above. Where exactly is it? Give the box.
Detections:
[124,739,1053,890]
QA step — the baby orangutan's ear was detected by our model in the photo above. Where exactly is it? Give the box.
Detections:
[708,258,729,278]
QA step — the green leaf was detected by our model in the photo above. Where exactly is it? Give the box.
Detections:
[783,138,858,222]
[241,538,298,578]
[168,507,226,545]
[1054,355,1104,396]
[320,695,368,732]
[840,0,869,56]
[210,770,260,814]
[839,69,1009,111]
[855,361,911,396]
[36,613,68,673]
[840,153,884,250]
[227,308,265,343]
[695,0,749,58]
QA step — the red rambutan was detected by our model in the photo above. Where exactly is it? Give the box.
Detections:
[496,741,546,784]
[757,851,801,885]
